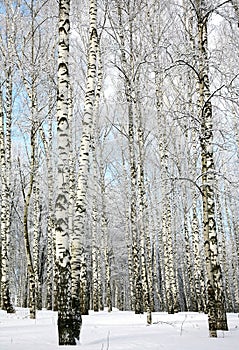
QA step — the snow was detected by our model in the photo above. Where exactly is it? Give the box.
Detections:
[0,308,238,350]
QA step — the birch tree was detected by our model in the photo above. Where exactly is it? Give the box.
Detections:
[13,0,54,319]
[0,85,15,313]
[195,0,228,337]
[55,0,75,344]
[147,1,180,314]
[71,0,100,339]
[0,0,16,314]
[112,0,144,314]
[40,119,55,310]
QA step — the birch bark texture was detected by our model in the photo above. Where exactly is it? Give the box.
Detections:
[20,114,37,320]
[0,0,15,314]
[55,0,75,345]
[195,0,228,337]
[71,0,99,337]
[40,124,55,310]
[0,85,15,314]
[115,0,143,314]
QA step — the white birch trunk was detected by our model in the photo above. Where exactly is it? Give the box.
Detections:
[55,0,75,344]
[121,151,134,310]
[216,193,233,311]
[91,131,100,312]
[97,251,104,311]
[39,122,55,310]
[116,1,143,314]
[225,199,239,312]
[196,0,228,336]
[150,203,165,310]
[91,192,99,311]
[191,127,206,312]
[0,0,15,316]
[71,0,99,335]
[146,3,179,313]
[183,209,197,311]
[156,79,179,314]
[68,84,76,240]
[20,127,36,319]
[33,178,40,309]
[90,39,104,313]
[0,86,15,313]
[136,104,152,323]
[99,157,112,312]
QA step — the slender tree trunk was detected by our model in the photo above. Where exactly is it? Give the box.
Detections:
[0,85,15,313]
[91,193,99,312]
[0,0,16,315]
[40,121,54,310]
[116,1,143,314]
[188,11,206,310]
[20,126,36,319]
[55,0,75,345]
[33,178,40,310]
[196,1,228,336]
[191,124,206,313]
[183,208,197,311]
[147,3,179,313]
[99,158,112,312]
[155,78,179,314]
[90,40,104,313]
[121,151,134,310]
[150,203,164,311]
[136,104,152,323]
[216,192,233,311]
[71,0,99,337]
[97,252,104,311]
[227,198,239,312]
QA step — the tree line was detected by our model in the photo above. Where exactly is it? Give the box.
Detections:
[0,0,239,344]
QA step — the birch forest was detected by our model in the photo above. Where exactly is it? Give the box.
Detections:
[0,0,239,345]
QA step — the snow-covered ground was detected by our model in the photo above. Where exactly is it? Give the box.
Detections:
[0,308,238,350]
